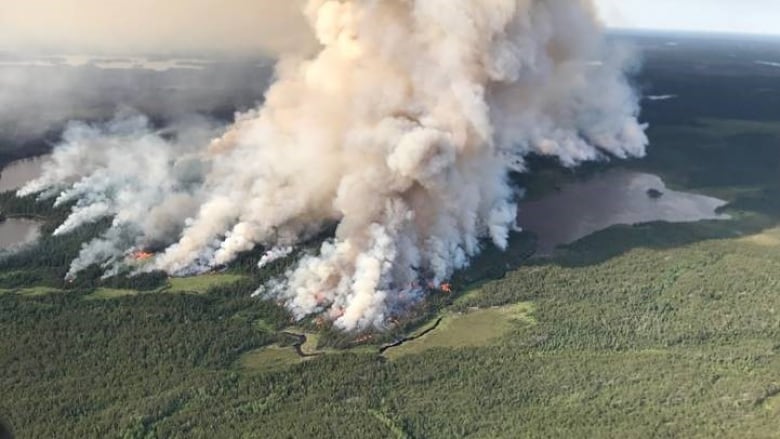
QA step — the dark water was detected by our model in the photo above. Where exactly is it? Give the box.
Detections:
[0,156,46,193]
[518,169,730,256]
[0,219,41,249]
[0,156,46,249]
[0,158,732,253]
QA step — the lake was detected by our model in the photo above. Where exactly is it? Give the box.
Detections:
[0,156,47,193]
[0,218,41,249]
[517,169,730,256]
[0,158,732,255]
[0,156,47,249]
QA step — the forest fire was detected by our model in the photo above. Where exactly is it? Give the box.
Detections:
[425,281,453,294]
[15,0,648,332]
[131,250,154,261]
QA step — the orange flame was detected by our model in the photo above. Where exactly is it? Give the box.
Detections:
[131,250,154,261]
[440,283,453,294]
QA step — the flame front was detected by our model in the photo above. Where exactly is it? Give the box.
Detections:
[132,251,154,261]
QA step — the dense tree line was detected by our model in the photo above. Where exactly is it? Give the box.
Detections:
[3,58,780,436]
[3,219,780,438]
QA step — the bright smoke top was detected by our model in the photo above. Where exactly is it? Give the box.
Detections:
[20,0,647,330]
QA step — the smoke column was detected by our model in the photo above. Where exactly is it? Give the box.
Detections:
[20,0,647,331]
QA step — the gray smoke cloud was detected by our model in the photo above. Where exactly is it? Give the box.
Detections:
[21,0,647,331]
[0,57,276,150]
[0,0,314,150]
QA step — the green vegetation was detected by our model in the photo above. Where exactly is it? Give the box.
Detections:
[8,216,780,437]
[0,286,62,297]
[299,332,323,356]
[167,274,246,295]
[15,286,63,297]
[384,303,535,359]
[85,287,140,300]
[4,111,780,437]
[240,346,302,374]
[4,39,780,437]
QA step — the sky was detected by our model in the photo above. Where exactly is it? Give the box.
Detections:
[1,0,778,55]
[0,0,314,55]
[595,0,780,36]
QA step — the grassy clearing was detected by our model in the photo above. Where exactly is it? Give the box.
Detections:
[166,274,245,294]
[300,332,322,356]
[82,274,248,301]
[0,286,64,296]
[84,288,139,300]
[739,226,780,247]
[385,302,535,360]
[239,346,300,373]
[17,286,64,297]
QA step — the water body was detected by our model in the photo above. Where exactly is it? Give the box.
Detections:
[0,156,48,249]
[0,156,47,193]
[0,219,41,249]
[518,169,730,256]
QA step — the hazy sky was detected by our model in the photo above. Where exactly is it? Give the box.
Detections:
[1,1,778,55]
[0,0,313,55]
[596,0,780,35]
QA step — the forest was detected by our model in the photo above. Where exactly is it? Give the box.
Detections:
[2,179,780,437]
[2,33,780,437]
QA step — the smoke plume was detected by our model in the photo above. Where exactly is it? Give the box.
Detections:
[21,0,647,331]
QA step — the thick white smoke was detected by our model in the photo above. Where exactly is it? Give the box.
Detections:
[20,0,647,330]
